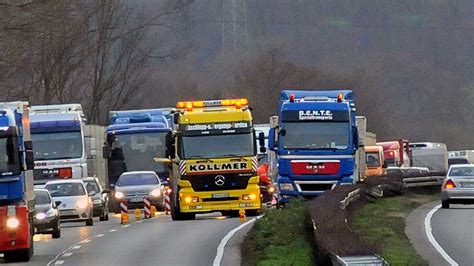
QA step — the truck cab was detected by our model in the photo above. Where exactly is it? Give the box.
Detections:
[0,102,35,262]
[364,146,386,177]
[159,99,263,220]
[30,104,88,184]
[268,90,359,204]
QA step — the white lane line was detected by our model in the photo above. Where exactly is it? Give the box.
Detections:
[72,245,82,250]
[213,216,262,266]
[136,221,143,223]
[80,239,90,244]
[96,234,105,237]
[62,253,73,257]
[122,224,131,228]
[425,204,458,266]
[109,229,118,232]
[54,261,64,265]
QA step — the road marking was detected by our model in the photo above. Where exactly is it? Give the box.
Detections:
[213,216,262,266]
[72,245,81,250]
[80,239,90,244]
[122,224,130,228]
[54,261,64,265]
[62,253,73,257]
[109,229,118,232]
[425,204,458,266]
[136,220,143,223]
[96,234,105,237]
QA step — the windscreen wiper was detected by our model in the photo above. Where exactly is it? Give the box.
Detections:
[187,156,214,162]
[221,154,249,161]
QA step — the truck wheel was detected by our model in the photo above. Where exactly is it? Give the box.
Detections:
[86,216,94,226]
[442,201,449,209]
[246,209,261,217]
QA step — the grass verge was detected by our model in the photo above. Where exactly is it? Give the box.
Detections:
[242,199,314,266]
[351,192,439,265]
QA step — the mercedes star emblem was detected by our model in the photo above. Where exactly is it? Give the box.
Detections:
[214,175,225,186]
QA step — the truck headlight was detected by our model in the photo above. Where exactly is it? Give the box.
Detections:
[6,218,19,229]
[279,183,294,191]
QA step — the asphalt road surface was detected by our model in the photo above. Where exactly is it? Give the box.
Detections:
[0,212,247,266]
[431,204,474,265]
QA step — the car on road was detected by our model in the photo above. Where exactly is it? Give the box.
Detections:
[83,177,110,221]
[34,189,61,238]
[45,179,94,226]
[441,164,474,208]
[113,171,165,212]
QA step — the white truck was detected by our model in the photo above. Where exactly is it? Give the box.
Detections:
[30,104,107,185]
[409,142,448,174]
[448,150,474,166]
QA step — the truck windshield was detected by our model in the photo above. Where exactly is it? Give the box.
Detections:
[181,132,255,159]
[366,152,381,167]
[0,137,21,176]
[32,132,83,160]
[281,122,350,150]
[109,132,167,174]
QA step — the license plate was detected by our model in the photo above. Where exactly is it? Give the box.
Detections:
[61,210,76,216]
[130,197,144,203]
[461,183,474,188]
[212,193,229,198]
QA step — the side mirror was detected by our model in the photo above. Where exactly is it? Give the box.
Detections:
[54,201,62,208]
[279,128,286,137]
[258,132,265,147]
[25,150,34,170]
[259,146,267,153]
[268,128,277,151]
[88,191,96,197]
[102,145,111,159]
[173,113,179,124]
[24,140,33,151]
[382,161,388,169]
[353,127,359,148]
[165,132,175,159]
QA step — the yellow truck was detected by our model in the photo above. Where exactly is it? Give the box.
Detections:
[156,99,264,220]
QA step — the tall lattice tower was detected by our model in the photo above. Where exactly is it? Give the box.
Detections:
[222,0,249,63]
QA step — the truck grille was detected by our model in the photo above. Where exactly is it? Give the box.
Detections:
[298,183,335,192]
[182,174,251,192]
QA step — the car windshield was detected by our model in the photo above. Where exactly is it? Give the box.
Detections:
[32,131,83,160]
[448,167,474,177]
[46,183,86,197]
[281,122,350,150]
[0,137,20,176]
[181,132,255,159]
[108,132,167,174]
[117,173,159,186]
[35,191,51,204]
[85,181,100,193]
[366,152,381,167]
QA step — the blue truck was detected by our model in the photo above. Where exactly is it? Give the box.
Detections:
[104,109,172,209]
[268,90,359,204]
[0,102,35,262]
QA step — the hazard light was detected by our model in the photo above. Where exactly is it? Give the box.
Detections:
[444,179,456,189]
[337,93,344,102]
[289,94,296,102]
[176,98,249,110]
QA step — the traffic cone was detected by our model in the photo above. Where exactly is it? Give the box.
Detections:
[150,206,157,217]
[120,202,129,224]
[135,208,142,220]
[239,209,246,222]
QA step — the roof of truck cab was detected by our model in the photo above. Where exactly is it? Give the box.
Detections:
[179,107,252,124]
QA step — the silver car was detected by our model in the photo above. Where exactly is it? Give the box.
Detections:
[45,179,94,226]
[441,164,474,209]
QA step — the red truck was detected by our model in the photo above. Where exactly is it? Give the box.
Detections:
[377,139,411,167]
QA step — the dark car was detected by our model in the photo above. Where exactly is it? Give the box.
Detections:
[113,171,165,212]
[83,177,110,221]
[34,189,61,238]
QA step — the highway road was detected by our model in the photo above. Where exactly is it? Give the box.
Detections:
[0,212,249,266]
[431,204,474,266]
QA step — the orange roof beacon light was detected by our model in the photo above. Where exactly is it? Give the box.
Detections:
[176,98,249,110]
[337,93,344,102]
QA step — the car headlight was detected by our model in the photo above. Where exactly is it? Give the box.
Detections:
[115,191,125,199]
[46,208,57,217]
[279,183,294,191]
[36,212,46,220]
[149,188,161,198]
[76,198,89,209]
[93,199,102,204]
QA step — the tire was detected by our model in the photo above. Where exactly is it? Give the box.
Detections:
[86,214,94,226]
[52,226,61,239]
[99,207,109,221]
[442,201,449,209]
[246,209,261,217]
[170,193,195,221]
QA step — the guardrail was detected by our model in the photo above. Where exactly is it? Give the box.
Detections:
[403,176,444,188]
[331,255,388,266]
[340,188,361,210]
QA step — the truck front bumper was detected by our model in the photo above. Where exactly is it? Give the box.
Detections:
[178,184,261,213]
[278,176,354,203]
